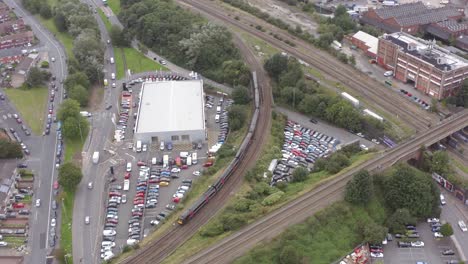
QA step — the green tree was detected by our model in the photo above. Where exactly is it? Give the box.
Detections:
[57,99,81,121]
[0,139,23,159]
[386,208,416,233]
[383,164,438,218]
[292,167,308,182]
[279,245,301,264]
[220,213,247,231]
[232,85,251,105]
[233,198,253,212]
[65,72,91,91]
[440,223,453,237]
[228,105,247,131]
[58,162,83,191]
[430,151,451,176]
[264,53,288,81]
[62,116,89,140]
[68,85,88,106]
[26,67,49,87]
[222,60,250,86]
[109,25,130,47]
[362,220,388,244]
[345,170,373,205]
[325,152,350,174]
[39,4,52,19]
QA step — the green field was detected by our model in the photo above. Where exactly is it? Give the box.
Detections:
[107,0,121,15]
[4,87,49,135]
[60,191,75,264]
[98,9,112,32]
[37,17,74,59]
[115,48,168,79]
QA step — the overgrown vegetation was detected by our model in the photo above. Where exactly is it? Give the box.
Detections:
[265,53,386,134]
[237,164,440,263]
[0,138,23,159]
[25,67,51,87]
[447,79,468,108]
[118,0,250,86]
[57,99,89,140]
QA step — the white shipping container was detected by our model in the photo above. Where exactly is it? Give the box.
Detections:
[341,92,360,107]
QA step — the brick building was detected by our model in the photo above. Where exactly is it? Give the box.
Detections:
[426,20,468,41]
[0,31,34,50]
[349,31,379,57]
[377,32,468,99]
[360,2,464,35]
[0,19,25,36]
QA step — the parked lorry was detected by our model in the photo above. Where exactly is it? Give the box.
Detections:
[136,141,142,152]
[92,151,99,164]
[123,179,130,191]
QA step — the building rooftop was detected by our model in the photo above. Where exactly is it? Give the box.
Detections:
[384,32,468,71]
[375,2,428,20]
[135,80,205,134]
[395,7,462,26]
[435,20,468,32]
[352,31,379,55]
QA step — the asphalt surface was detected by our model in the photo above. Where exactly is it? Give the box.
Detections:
[1,0,68,263]
[441,189,468,261]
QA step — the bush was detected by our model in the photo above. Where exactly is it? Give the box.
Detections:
[261,191,284,206]
[440,223,453,237]
[233,198,254,212]
[41,61,49,68]
[200,221,224,237]
[220,213,247,231]
[292,167,308,182]
[228,105,247,131]
[0,139,23,159]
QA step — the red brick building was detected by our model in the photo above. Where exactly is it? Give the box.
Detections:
[377,32,468,100]
[349,31,379,57]
[0,19,25,36]
[0,31,34,50]
[360,2,464,35]
[426,20,468,41]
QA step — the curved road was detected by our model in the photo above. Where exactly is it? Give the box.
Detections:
[183,110,468,264]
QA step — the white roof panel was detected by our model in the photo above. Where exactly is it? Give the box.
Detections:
[353,31,379,55]
[135,80,205,134]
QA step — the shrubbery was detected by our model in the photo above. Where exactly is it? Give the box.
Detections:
[0,138,23,159]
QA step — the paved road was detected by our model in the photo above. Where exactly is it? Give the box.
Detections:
[71,0,120,263]
[2,0,68,263]
[441,189,468,262]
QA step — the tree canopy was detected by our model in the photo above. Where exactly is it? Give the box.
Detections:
[58,162,83,191]
[26,67,51,87]
[0,138,23,159]
[345,170,373,205]
[228,105,247,131]
[292,167,309,182]
[232,85,251,105]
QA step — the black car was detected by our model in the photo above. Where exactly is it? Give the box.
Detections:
[17,163,27,168]
[442,249,455,255]
[309,118,318,124]
[106,105,112,110]
[398,241,411,248]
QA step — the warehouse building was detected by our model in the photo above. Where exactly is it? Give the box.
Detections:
[377,32,468,99]
[134,80,206,144]
[360,2,464,35]
[349,31,379,57]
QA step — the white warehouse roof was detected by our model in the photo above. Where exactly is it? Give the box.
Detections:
[135,80,205,134]
[353,31,378,55]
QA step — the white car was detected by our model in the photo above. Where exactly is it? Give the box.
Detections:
[360,144,369,151]
[458,220,467,232]
[427,218,440,223]
[112,83,116,88]
[142,144,147,152]
[88,182,93,189]
[150,220,160,226]
[126,162,132,172]
[103,229,116,236]
[35,199,41,207]
[433,232,443,238]
[51,218,56,227]
[171,168,180,173]
[411,241,424,247]
[122,194,127,203]
[0,241,8,247]
[160,141,165,151]
[370,252,383,258]
[193,171,201,176]
[51,57,55,62]
[85,216,90,224]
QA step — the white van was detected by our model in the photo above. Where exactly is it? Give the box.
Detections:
[192,152,197,164]
[103,230,116,236]
[111,73,116,80]
[151,157,157,165]
[216,106,221,114]
[215,114,220,123]
[186,156,192,166]
[440,194,446,205]
[126,162,132,172]
[110,57,114,64]
[136,140,142,152]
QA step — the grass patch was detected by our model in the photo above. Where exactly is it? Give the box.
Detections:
[22,194,32,202]
[3,236,26,247]
[64,138,85,163]
[114,48,168,79]
[37,17,74,59]
[98,9,113,32]
[4,86,49,135]
[234,201,383,264]
[239,31,279,59]
[107,0,121,15]
[60,191,75,264]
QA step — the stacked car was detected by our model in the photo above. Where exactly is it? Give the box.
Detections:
[399,89,430,110]
[272,121,339,185]
[101,188,121,260]
[127,164,148,241]
[369,244,384,258]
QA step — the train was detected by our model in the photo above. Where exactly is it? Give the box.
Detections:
[178,72,261,225]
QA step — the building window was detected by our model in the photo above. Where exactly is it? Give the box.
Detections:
[171,135,179,141]
[181,135,190,141]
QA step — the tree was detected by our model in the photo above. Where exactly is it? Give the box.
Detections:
[58,162,83,191]
[264,53,288,81]
[68,85,88,106]
[325,152,350,174]
[220,212,247,231]
[345,170,373,205]
[222,60,250,86]
[62,116,89,140]
[65,72,90,91]
[40,4,52,19]
[109,25,130,47]
[228,105,247,131]
[362,221,388,244]
[440,223,453,237]
[54,12,68,32]
[232,85,250,105]
[430,151,451,176]
[0,139,23,159]
[279,245,301,264]
[57,99,81,121]
[386,208,416,233]
[383,164,438,218]
[292,167,308,182]
[26,67,49,87]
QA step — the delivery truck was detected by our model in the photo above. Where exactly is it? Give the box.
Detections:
[92,151,99,164]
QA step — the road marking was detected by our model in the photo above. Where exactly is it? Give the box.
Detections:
[34,211,38,221]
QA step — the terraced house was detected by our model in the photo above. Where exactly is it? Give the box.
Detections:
[377,32,468,100]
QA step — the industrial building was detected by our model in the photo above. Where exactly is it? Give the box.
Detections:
[360,2,464,35]
[134,80,206,144]
[377,32,468,99]
[348,31,379,57]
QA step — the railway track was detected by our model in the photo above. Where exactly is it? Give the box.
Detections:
[183,109,468,264]
[120,32,273,264]
[180,0,435,132]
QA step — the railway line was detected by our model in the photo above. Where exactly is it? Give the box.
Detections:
[119,33,272,264]
[183,109,468,264]
[179,0,436,132]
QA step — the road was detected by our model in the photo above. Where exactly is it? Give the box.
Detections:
[182,110,468,264]
[177,0,438,133]
[71,0,120,263]
[441,189,468,261]
[2,0,68,263]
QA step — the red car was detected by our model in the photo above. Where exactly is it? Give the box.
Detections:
[133,200,144,205]
[109,192,121,197]
[181,165,188,170]
[13,203,25,209]
[107,219,118,224]
[137,182,147,187]
[53,181,59,190]
[149,179,159,184]
[137,161,146,166]
[203,162,213,167]
[135,193,145,198]
[124,172,131,179]
[132,211,143,217]
[16,118,22,124]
